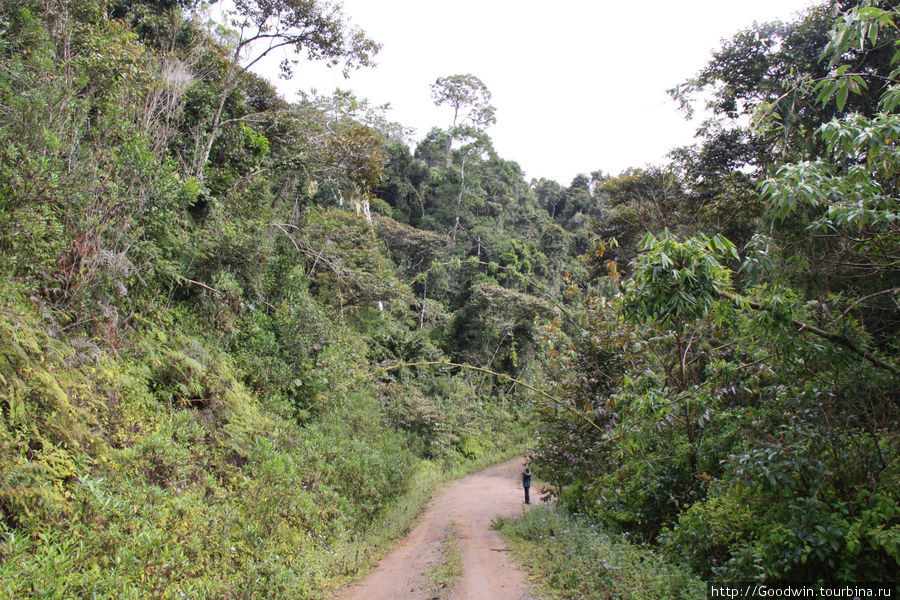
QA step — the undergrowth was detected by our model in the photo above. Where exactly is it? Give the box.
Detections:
[496,505,705,600]
[0,285,527,599]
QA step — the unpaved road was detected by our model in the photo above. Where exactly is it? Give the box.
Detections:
[332,457,534,600]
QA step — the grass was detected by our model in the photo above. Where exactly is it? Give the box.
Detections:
[427,522,463,590]
[495,505,706,600]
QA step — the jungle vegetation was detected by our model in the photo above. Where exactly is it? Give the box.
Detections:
[0,0,896,597]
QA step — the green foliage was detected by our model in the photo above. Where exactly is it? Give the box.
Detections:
[15,0,897,595]
[294,207,409,307]
[662,428,900,581]
[623,232,737,324]
[430,74,497,131]
[498,506,706,600]
[0,1,545,597]
[0,292,444,598]
[532,1,900,588]
[671,1,896,171]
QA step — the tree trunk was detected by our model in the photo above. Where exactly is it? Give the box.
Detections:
[451,155,465,242]
[357,194,383,311]
[418,279,427,329]
[456,156,466,207]
[195,43,241,181]
[445,106,458,167]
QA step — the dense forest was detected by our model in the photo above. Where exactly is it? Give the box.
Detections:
[0,0,897,598]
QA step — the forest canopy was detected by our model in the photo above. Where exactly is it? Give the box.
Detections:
[0,0,896,596]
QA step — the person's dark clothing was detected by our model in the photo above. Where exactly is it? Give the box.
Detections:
[522,468,531,504]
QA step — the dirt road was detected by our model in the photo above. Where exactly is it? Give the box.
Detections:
[332,457,534,600]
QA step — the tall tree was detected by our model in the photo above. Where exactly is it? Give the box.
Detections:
[195,0,379,180]
[430,74,496,166]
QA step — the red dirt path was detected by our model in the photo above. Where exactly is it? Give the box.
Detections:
[331,457,534,600]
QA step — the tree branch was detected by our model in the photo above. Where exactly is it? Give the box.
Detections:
[722,291,898,374]
[306,360,610,435]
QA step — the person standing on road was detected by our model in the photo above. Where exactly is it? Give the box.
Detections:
[522,465,532,504]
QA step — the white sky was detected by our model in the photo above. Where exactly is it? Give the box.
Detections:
[248,0,818,184]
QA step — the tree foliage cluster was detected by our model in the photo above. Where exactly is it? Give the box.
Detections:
[371,88,603,378]
[0,0,580,596]
[6,0,896,593]
[533,0,899,583]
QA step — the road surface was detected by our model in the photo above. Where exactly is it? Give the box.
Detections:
[332,457,535,600]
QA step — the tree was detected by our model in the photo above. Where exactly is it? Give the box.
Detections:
[430,74,496,166]
[533,177,566,219]
[195,0,380,180]
[670,1,896,173]
[447,126,492,241]
[533,1,900,582]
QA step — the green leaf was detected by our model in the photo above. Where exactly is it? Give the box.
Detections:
[857,7,886,19]
[836,86,849,111]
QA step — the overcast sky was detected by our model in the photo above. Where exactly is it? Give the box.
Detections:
[246,0,819,184]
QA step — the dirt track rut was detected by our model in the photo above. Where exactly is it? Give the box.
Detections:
[331,457,534,600]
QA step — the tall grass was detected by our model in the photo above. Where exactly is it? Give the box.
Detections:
[496,505,705,600]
